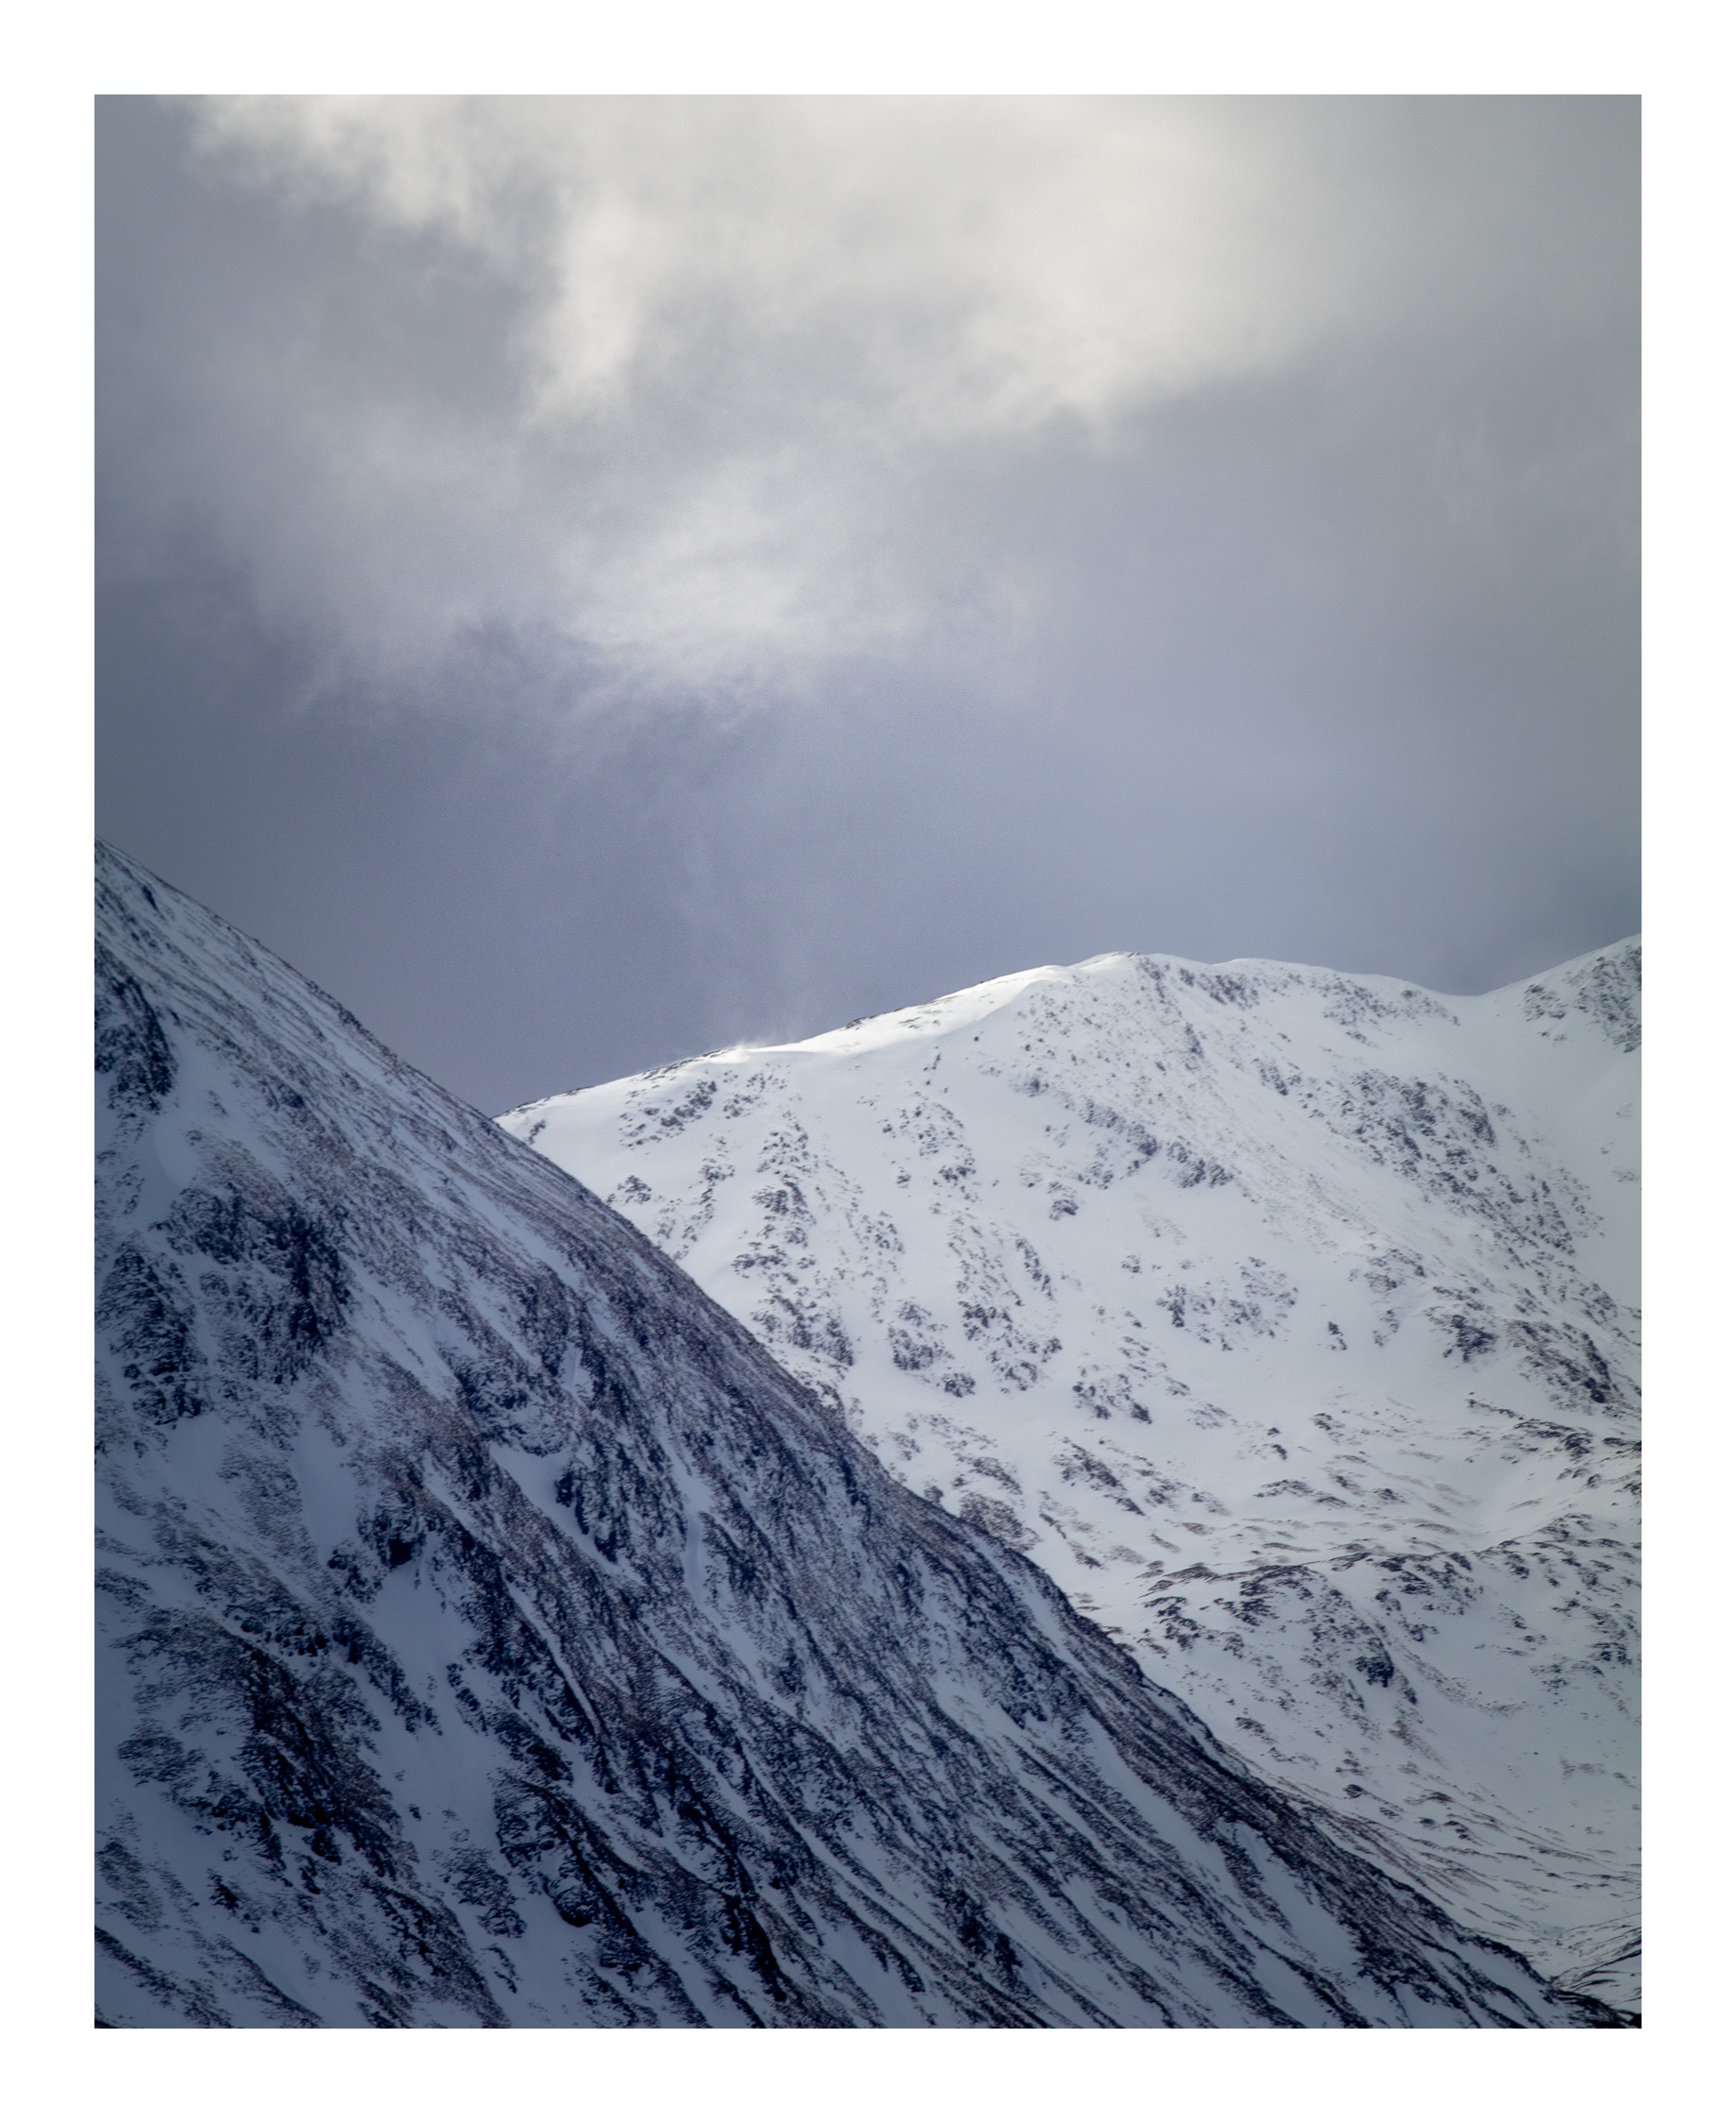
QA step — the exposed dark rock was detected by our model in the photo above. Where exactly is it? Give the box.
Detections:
[95,843,1627,2030]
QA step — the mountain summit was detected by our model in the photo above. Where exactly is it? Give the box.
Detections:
[94,845,1625,2028]
[502,942,1640,2008]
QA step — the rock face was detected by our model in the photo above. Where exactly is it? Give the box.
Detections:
[94,844,1628,2029]
[502,943,1640,2007]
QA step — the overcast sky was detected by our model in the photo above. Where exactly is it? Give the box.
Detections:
[96,94,1638,1115]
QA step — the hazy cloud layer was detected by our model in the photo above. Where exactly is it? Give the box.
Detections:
[140,95,1634,701]
[97,96,1637,1112]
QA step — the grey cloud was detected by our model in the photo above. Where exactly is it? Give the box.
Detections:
[134,94,1635,704]
[97,95,1636,1113]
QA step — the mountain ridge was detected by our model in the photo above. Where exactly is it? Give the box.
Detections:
[501,935,1641,2007]
[94,842,1628,2028]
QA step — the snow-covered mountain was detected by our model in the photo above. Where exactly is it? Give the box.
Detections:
[501,941,1640,2009]
[94,843,1629,2029]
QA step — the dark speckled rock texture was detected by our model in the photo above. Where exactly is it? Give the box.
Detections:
[94,845,1629,2028]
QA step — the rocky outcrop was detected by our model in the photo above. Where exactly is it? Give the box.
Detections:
[95,845,1626,2028]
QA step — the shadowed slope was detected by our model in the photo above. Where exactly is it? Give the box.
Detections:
[96,844,1625,2028]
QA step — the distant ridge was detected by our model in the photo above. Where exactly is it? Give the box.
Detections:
[502,939,1641,2009]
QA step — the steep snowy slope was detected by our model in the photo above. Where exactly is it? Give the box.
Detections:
[95,844,1625,2029]
[502,943,1640,2006]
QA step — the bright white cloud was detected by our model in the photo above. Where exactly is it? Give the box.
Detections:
[170,96,1629,701]
[198,99,1360,421]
